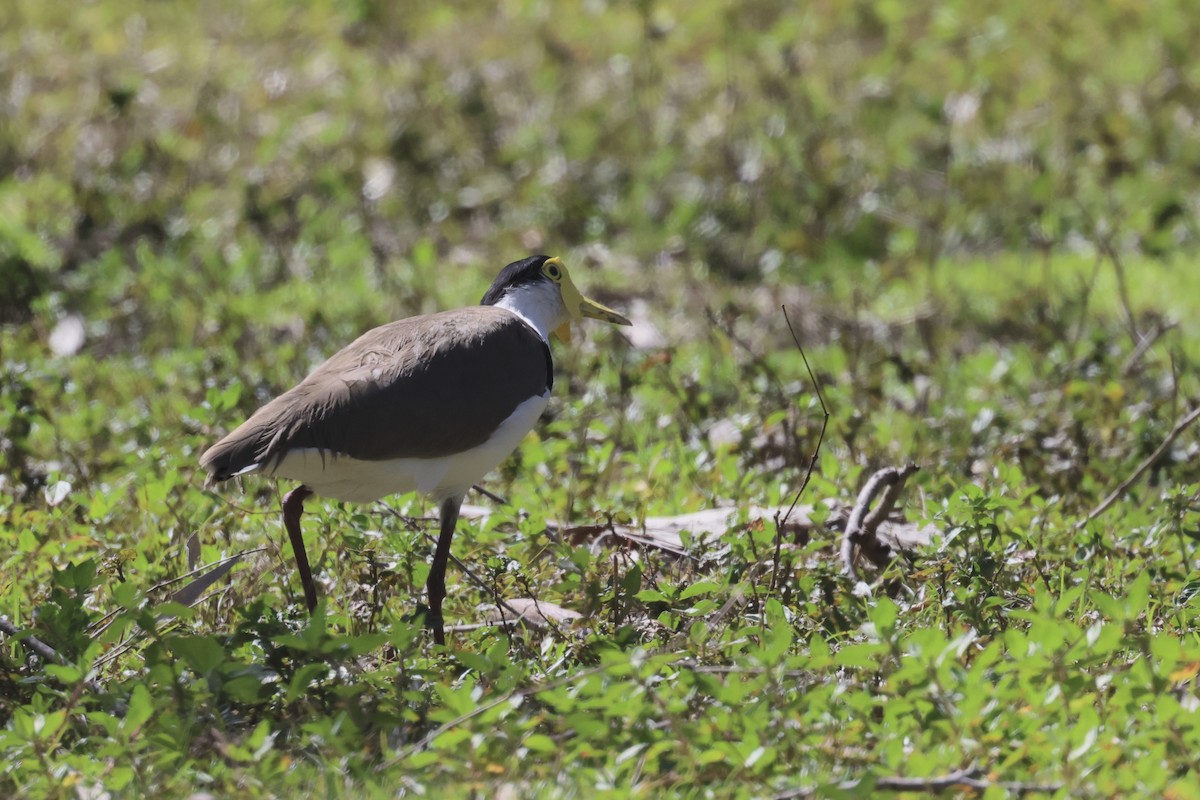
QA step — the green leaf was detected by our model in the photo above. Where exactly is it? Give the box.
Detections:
[834,642,888,669]
[679,581,722,600]
[286,663,330,703]
[1126,571,1151,617]
[431,728,472,751]
[168,635,226,675]
[122,684,154,733]
[523,734,556,753]
[44,664,83,684]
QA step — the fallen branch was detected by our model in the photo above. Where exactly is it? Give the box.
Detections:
[530,503,936,558]
[841,464,920,580]
[0,616,66,664]
[0,616,110,699]
[1078,403,1200,530]
[442,599,581,635]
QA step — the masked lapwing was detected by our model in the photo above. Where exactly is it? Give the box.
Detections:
[200,255,630,643]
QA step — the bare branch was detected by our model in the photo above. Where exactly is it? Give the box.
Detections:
[775,304,830,591]
[1079,403,1200,529]
[861,465,919,536]
[471,484,508,506]
[0,617,112,701]
[1121,320,1177,376]
[1075,200,1140,345]
[841,464,920,579]
[0,616,67,664]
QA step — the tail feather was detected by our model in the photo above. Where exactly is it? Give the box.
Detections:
[199,423,273,484]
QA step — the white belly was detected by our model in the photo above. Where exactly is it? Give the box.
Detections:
[264,392,549,503]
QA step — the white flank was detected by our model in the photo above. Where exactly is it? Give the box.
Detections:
[263,391,550,503]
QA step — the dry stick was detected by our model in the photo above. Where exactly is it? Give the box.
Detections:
[774,305,830,592]
[773,765,1062,799]
[87,547,268,641]
[862,463,921,535]
[1078,403,1200,530]
[1066,252,1105,360]
[1075,200,1140,346]
[422,529,530,627]
[1121,320,1177,376]
[440,620,537,636]
[377,503,517,618]
[0,617,110,699]
[470,484,508,506]
[4,553,258,666]
[377,503,581,637]
[393,506,531,629]
[514,573,571,641]
[841,464,920,580]
[705,305,788,392]
[1104,240,1141,346]
[0,617,66,664]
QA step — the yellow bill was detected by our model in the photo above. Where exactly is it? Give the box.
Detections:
[551,258,632,340]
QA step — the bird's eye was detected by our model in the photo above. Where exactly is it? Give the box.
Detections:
[546,264,561,280]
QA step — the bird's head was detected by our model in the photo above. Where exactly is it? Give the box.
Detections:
[481,255,631,341]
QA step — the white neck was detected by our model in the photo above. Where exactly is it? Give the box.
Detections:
[493,282,567,342]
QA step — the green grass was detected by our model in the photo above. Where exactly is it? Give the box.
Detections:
[3,0,1200,797]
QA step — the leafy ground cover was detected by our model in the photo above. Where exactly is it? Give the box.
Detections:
[3,1,1200,797]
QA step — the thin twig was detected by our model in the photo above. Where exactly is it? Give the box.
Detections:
[441,620,514,634]
[515,574,571,640]
[705,305,788,393]
[470,484,508,506]
[428,537,528,626]
[1121,320,1177,376]
[774,305,830,592]
[1078,403,1200,529]
[1066,252,1105,361]
[377,503,580,636]
[87,547,268,639]
[773,765,1062,798]
[1075,200,1140,345]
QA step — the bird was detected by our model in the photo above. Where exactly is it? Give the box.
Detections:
[199,255,631,644]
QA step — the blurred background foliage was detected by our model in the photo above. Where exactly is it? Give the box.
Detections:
[3,0,1199,329]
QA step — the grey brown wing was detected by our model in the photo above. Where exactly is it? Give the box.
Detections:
[200,311,551,481]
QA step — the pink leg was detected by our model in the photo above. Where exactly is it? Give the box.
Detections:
[282,485,318,612]
[426,495,463,645]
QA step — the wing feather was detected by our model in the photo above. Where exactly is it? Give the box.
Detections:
[200,306,550,482]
